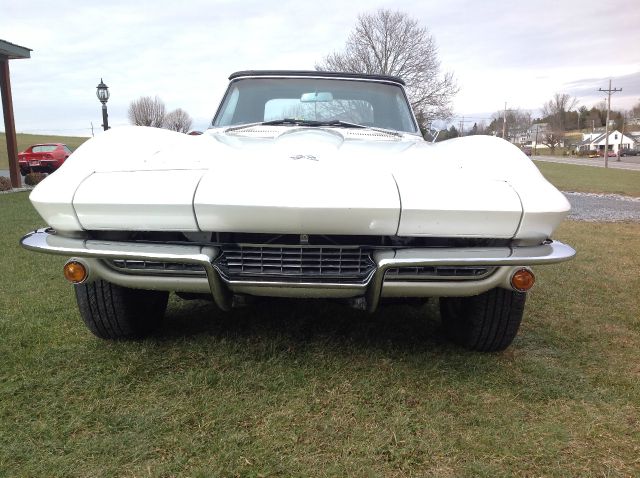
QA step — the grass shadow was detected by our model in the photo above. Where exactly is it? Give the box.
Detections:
[157,295,448,353]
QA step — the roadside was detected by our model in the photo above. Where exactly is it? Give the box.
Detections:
[533,155,640,171]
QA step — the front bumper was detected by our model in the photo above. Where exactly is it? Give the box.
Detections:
[21,228,575,312]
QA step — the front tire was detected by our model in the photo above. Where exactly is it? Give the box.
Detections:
[75,280,169,340]
[439,288,526,352]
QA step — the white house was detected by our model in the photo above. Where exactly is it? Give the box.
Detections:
[575,130,638,153]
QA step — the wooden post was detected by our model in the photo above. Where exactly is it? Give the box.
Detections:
[0,57,21,188]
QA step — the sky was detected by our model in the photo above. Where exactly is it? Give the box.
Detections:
[1,0,639,136]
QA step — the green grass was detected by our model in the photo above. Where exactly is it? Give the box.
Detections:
[535,160,640,197]
[1,193,639,476]
[0,132,89,170]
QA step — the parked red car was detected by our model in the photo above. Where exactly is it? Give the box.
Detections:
[18,143,73,175]
[597,150,616,158]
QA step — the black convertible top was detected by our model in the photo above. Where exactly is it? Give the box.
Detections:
[228,70,406,86]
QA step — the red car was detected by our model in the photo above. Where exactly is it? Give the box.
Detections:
[18,143,73,175]
[597,150,616,158]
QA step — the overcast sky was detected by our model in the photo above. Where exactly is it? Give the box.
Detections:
[1,0,639,136]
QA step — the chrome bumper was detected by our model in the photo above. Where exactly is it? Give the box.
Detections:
[21,228,576,312]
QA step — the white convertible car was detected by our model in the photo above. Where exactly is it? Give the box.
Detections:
[21,70,575,351]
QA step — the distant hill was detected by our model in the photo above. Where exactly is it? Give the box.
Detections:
[0,132,90,170]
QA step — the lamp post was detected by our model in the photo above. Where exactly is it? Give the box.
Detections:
[96,78,110,131]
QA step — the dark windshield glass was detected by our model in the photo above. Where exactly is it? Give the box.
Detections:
[213,77,417,133]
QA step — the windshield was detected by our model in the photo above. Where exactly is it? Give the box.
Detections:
[31,145,58,153]
[212,77,418,133]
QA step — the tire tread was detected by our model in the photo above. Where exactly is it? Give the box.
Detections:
[74,280,168,340]
[440,288,526,352]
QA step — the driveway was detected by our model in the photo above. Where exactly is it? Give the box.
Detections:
[564,192,640,222]
[533,155,640,171]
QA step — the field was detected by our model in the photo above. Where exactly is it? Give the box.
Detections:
[0,132,89,170]
[1,186,639,474]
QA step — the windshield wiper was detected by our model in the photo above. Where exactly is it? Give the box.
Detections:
[261,118,366,128]
[226,118,402,137]
[263,118,402,136]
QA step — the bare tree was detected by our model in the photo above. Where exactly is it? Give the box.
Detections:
[540,93,578,150]
[127,96,166,127]
[489,108,531,141]
[163,108,193,133]
[316,9,458,129]
[630,100,640,121]
[578,105,588,129]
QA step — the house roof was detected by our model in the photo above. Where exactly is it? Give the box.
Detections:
[579,130,638,146]
[0,39,31,59]
[590,133,607,144]
[578,136,598,146]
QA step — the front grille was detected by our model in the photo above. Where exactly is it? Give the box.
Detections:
[106,259,206,276]
[385,266,496,281]
[214,245,375,283]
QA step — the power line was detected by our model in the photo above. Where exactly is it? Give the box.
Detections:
[457,116,475,135]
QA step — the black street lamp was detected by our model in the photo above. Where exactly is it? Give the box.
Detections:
[96,78,110,131]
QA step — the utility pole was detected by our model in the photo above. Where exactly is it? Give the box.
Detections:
[617,115,625,161]
[534,124,539,155]
[454,116,474,136]
[502,102,507,140]
[598,79,622,168]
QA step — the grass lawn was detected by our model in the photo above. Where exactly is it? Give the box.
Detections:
[1,193,639,476]
[535,160,640,197]
[0,132,89,170]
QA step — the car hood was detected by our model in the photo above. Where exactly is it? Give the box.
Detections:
[30,125,570,241]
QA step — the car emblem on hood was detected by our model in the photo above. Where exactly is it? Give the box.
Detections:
[290,154,318,161]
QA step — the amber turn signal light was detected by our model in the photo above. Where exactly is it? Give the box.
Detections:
[63,260,87,284]
[510,268,535,292]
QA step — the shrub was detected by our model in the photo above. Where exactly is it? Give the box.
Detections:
[24,172,47,186]
[0,176,12,191]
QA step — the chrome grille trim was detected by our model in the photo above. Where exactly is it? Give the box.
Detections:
[21,229,577,313]
[105,259,206,276]
[384,266,496,281]
[214,245,375,283]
